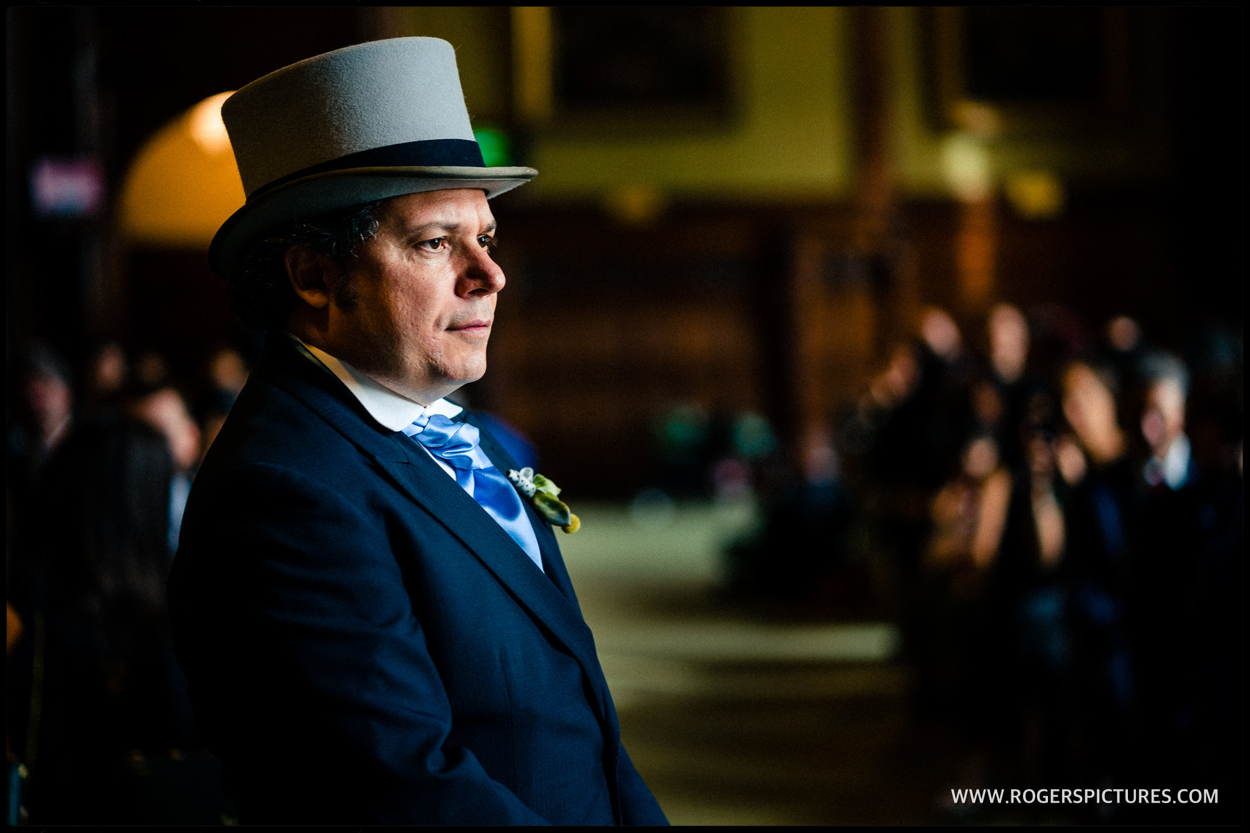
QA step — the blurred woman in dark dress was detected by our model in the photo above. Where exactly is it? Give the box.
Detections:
[992,408,1076,786]
[1058,357,1137,788]
[13,417,191,823]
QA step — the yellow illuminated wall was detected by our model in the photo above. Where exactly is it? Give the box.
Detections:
[396,6,859,203]
[395,6,1172,208]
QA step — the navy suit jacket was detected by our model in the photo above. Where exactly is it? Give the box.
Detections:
[168,333,667,825]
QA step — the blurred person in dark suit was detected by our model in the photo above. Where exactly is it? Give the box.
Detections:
[7,344,76,531]
[916,306,978,488]
[1186,439,1241,824]
[990,399,1077,786]
[6,345,78,704]
[1137,350,1197,491]
[1126,350,1238,809]
[128,384,201,556]
[854,340,930,609]
[859,309,974,596]
[168,38,666,825]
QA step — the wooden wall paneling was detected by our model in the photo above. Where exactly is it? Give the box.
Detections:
[480,196,1192,497]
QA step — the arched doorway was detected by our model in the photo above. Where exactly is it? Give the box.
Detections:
[114,92,250,384]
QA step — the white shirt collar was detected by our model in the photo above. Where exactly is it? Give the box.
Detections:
[1160,433,1192,490]
[1144,433,1192,490]
[285,333,463,431]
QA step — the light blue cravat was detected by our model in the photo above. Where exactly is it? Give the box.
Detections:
[402,413,544,572]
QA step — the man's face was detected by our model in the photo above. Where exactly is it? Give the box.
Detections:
[322,188,504,404]
[133,388,202,472]
[1062,363,1119,459]
[1140,378,1186,457]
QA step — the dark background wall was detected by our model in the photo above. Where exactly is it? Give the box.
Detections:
[7,6,373,366]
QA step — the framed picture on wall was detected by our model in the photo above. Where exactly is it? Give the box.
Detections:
[930,6,1133,135]
[512,7,734,132]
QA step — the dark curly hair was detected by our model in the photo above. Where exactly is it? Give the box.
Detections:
[228,199,388,330]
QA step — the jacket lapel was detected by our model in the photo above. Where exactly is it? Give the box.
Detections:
[464,417,610,725]
[257,334,610,722]
[464,412,587,617]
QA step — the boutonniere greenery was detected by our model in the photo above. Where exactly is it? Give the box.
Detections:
[507,467,580,534]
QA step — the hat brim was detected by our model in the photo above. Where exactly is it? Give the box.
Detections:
[209,165,537,278]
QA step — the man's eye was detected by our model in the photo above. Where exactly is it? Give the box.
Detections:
[479,235,497,251]
[417,238,447,252]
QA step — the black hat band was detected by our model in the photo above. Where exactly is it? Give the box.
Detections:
[249,138,486,202]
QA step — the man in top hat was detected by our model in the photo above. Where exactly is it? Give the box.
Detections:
[168,38,668,825]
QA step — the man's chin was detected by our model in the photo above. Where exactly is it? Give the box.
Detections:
[419,363,488,404]
[448,366,488,394]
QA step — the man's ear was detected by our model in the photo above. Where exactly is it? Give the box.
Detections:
[284,245,333,310]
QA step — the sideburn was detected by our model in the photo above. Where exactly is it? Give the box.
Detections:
[331,266,359,311]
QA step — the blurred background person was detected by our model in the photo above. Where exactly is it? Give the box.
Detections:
[132,350,171,390]
[7,349,212,824]
[81,340,130,423]
[13,414,194,824]
[990,398,1076,788]
[1184,435,1242,824]
[980,303,1047,473]
[7,344,76,515]
[852,340,927,613]
[914,431,1011,791]
[127,384,202,556]
[916,306,978,483]
[856,309,976,614]
[1103,314,1146,394]
[1137,349,1195,490]
[193,346,252,461]
[722,422,851,606]
[1057,356,1136,790]
[7,342,79,642]
[1125,349,1232,805]
[205,347,249,413]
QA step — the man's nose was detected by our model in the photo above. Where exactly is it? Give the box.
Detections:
[459,245,506,297]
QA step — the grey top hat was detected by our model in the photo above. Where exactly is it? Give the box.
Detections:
[209,37,537,277]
